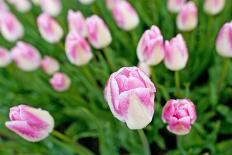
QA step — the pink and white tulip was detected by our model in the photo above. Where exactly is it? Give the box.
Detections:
[40,0,62,17]
[65,32,93,66]
[216,21,232,57]
[138,62,151,76]
[204,0,225,15]
[5,104,54,142]
[167,0,187,13]
[37,13,63,43]
[50,72,71,92]
[137,25,165,66]
[86,15,112,49]
[105,0,120,10]
[0,47,11,67]
[11,41,41,71]
[104,67,156,129]
[164,34,188,71]
[112,1,139,31]
[177,2,198,32]
[40,56,60,75]
[68,10,86,37]
[78,0,95,5]
[7,0,31,13]
[162,99,197,135]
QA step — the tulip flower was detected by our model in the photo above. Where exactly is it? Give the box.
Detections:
[164,34,188,71]
[40,56,60,75]
[137,25,165,66]
[0,11,24,42]
[7,0,31,13]
[65,32,93,66]
[50,72,71,92]
[86,15,112,49]
[204,0,225,15]
[5,104,54,142]
[138,62,151,76]
[104,67,156,129]
[167,0,186,13]
[40,0,62,17]
[0,47,11,67]
[37,13,63,43]
[177,1,198,32]
[216,21,232,57]
[11,41,41,71]
[0,0,9,12]
[112,1,139,31]
[67,10,86,37]
[105,0,121,10]
[162,99,197,135]
[78,0,95,5]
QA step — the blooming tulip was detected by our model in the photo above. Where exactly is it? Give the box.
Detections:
[162,99,197,135]
[7,0,31,13]
[50,72,71,92]
[167,0,186,13]
[105,0,120,10]
[40,56,60,75]
[11,41,41,71]
[86,15,112,49]
[37,13,63,43]
[137,25,165,66]
[138,62,151,76]
[5,104,54,142]
[204,0,225,15]
[104,67,156,129]
[164,34,188,71]
[0,47,11,67]
[78,0,95,5]
[40,0,62,16]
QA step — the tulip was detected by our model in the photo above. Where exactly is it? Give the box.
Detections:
[105,0,121,10]
[37,13,63,43]
[40,56,60,75]
[0,47,11,67]
[65,32,93,66]
[78,0,95,5]
[7,0,31,13]
[162,99,197,135]
[177,1,198,32]
[5,104,54,142]
[50,72,71,92]
[137,25,165,66]
[112,1,139,31]
[86,15,112,49]
[0,0,9,12]
[167,0,186,13]
[11,41,41,71]
[67,10,86,37]
[204,0,225,15]
[0,11,24,42]
[216,21,232,57]
[138,62,151,76]
[40,0,62,17]
[104,67,156,129]
[164,34,188,71]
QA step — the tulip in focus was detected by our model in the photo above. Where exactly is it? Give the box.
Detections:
[105,0,121,10]
[0,47,11,67]
[40,56,60,75]
[5,104,54,142]
[7,0,31,13]
[40,0,62,16]
[68,10,86,37]
[86,15,112,49]
[204,0,225,15]
[78,0,95,5]
[167,0,186,13]
[138,62,151,76]
[37,13,63,43]
[164,34,188,71]
[162,99,197,135]
[177,2,198,32]
[50,72,71,92]
[104,67,156,129]
[137,25,165,66]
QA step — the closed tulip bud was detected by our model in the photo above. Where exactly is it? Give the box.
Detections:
[167,0,186,13]
[68,10,86,37]
[40,56,60,75]
[37,13,63,43]
[78,0,95,5]
[86,15,112,49]
[138,62,151,76]
[204,0,225,15]
[137,25,165,66]
[7,0,31,13]
[50,72,71,92]
[40,0,62,16]
[216,21,232,57]
[5,104,54,142]
[164,34,188,71]
[104,67,156,129]
[105,0,120,10]
[177,2,198,32]
[11,41,41,71]
[65,32,93,66]
[112,1,139,31]
[162,99,197,135]
[0,47,11,67]
[0,12,24,42]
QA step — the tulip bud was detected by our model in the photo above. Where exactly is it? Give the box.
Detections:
[40,56,60,75]
[105,0,120,10]
[216,21,232,57]
[7,0,31,13]
[112,1,139,31]
[177,2,198,32]
[167,0,186,13]
[67,10,86,37]
[50,72,71,92]
[104,67,156,129]
[11,41,41,71]
[204,0,225,15]
[137,25,165,66]
[138,62,151,76]
[5,104,54,142]
[0,11,24,42]
[164,34,188,71]
[86,15,112,49]
[37,13,63,43]
[40,0,62,17]
[65,32,93,66]
[162,99,197,135]
[78,0,95,5]
[0,47,11,67]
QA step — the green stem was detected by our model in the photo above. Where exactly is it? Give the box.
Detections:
[103,48,115,72]
[177,136,186,155]
[52,130,73,143]
[217,58,230,93]
[138,129,151,155]
[151,67,157,83]
[175,71,181,97]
